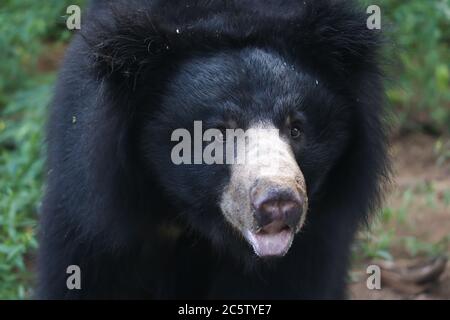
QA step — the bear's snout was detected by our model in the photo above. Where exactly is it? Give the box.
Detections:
[219,123,308,257]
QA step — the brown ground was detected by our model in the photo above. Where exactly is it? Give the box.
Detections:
[349,133,450,300]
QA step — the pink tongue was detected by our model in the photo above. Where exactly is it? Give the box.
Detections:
[245,229,294,257]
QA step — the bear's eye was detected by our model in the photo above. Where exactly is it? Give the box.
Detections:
[290,126,302,139]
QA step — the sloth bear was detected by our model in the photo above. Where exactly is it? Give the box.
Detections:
[38,0,389,299]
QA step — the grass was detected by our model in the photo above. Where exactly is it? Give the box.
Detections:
[0,0,84,300]
[0,80,57,298]
[0,81,52,299]
[354,181,450,263]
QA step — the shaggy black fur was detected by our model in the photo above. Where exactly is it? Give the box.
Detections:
[38,0,389,299]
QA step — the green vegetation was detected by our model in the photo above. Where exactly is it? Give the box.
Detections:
[374,0,450,133]
[0,0,449,299]
[355,185,450,262]
[0,0,84,299]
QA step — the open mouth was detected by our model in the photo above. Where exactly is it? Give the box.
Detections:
[244,224,295,257]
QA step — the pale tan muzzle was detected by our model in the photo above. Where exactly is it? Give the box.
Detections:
[220,123,308,257]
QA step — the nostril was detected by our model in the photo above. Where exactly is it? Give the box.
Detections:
[282,200,303,229]
[254,200,279,228]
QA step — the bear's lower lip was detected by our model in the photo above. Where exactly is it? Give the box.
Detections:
[244,228,294,257]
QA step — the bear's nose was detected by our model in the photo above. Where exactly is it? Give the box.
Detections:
[251,188,303,232]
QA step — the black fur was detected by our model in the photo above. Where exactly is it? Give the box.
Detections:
[38,0,389,299]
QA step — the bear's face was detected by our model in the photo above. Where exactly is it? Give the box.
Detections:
[144,48,351,258]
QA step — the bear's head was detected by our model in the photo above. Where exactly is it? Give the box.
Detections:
[85,0,386,260]
[143,48,352,258]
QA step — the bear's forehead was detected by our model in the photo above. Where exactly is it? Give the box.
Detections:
[164,48,306,111]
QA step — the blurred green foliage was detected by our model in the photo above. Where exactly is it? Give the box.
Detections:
[0,0,448,299]
[0,0,84,299]
[374,0,450,133]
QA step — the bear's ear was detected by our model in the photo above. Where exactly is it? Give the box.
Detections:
[82,2,175,83]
